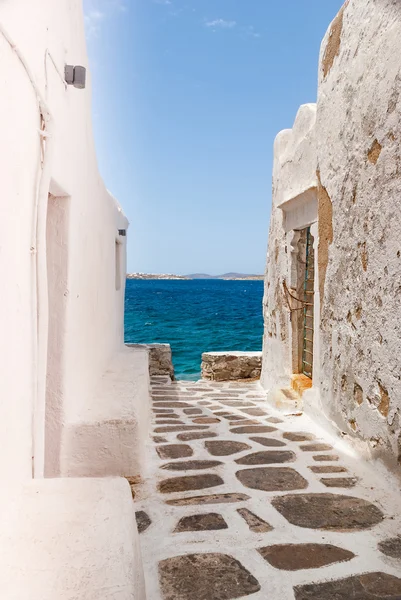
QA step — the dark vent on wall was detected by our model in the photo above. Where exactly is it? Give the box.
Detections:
[118,229,127,237]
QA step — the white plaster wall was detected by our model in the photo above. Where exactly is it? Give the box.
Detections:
[261,105,317,391]
[0,478,146,600]
[60,347,151,478]
[0,30,41,481]
[0,0,135,479]
[315,0,401,468]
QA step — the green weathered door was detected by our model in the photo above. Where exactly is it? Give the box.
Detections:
[302,227,314,379]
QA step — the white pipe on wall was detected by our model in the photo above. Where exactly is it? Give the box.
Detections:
[0,23,55,479]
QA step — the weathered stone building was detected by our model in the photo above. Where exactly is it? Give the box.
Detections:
[261,0,401,472]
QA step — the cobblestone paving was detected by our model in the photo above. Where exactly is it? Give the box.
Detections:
[134,377,401,600]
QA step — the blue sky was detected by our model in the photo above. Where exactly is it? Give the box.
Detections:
[84,0,344,275]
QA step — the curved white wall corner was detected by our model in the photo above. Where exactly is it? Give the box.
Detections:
[261,104,318,393]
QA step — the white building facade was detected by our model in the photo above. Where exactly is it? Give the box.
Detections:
[0,1,148,597]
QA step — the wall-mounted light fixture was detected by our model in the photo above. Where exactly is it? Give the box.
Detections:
[65,65,87,89]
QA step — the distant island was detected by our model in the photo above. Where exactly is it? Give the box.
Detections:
[127,272,264,281]
[187,273,264,280]
[127,273,188,280]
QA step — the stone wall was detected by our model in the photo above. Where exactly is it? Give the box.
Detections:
[314,0,401,467]
[261,0,401,470]
[127,344,175,380]
[201,352,262,382]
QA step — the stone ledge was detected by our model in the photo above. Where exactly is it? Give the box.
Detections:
[60,346,151,478]
[0,478,145,600]
[126,343,175,380]
[201,351,262,382]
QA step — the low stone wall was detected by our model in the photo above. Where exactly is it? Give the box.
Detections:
[126,344,175,380]
[201,352,262,382]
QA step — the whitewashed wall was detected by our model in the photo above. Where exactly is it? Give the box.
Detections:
[261,104,317,391]
[314,0,401,468]
[0,0,129,480]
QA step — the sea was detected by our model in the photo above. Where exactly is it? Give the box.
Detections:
[124,279,264,381]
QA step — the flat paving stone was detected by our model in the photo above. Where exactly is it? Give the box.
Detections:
[220,401,256,408]
[159,473,224,494]
[378,536,401,559]
[158,553,261,600]
[166,492,250,506]
[229,420,259,426]
[154,425,210,433]
[153,436,168,444]
[135,511,152,534]
[237,508,273,533]
[300,443,333,452]
[321,477,357,488]
[258,543,354,571]
[177,432,218,441]
[242,408,268,416]
[153,402,191,408]
[161,460,223,471]
[272,493,384,530]
[236,467,308,492]
[309,465,347,473]
[283,432,316,442]
[156,445,193,460]
[205,440,251,456]
[222,414,244,420]
[231,425,277,434]
[294,572,401,600]
[312,454,339,461]
[250,436,287,448]
[235,450,296,465]
[174,513,228,533]
[140,380,401,600]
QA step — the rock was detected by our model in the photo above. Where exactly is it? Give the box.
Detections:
[237,508,273,533]
[158,553,261,599]
[235,450,296,465]
[272,493,384,530]
[135,511,152,534]
[205,440,251,456]
[166,493,250,506]
[294,572,401,599]
[236,467,308,491]
[378,536,401,559]
[250,437,286,448]
[126,343,175,380]
[258,543,354,571]
[156,444,193,460]
[160,460,222,471]
[177,432,218,441]
[158,474,224,494]
[201,352,262,382]
[174,513,228,533]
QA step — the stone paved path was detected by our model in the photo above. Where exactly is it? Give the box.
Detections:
[134,377,401,600]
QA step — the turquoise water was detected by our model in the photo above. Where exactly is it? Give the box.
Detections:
[124,279,264,380]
